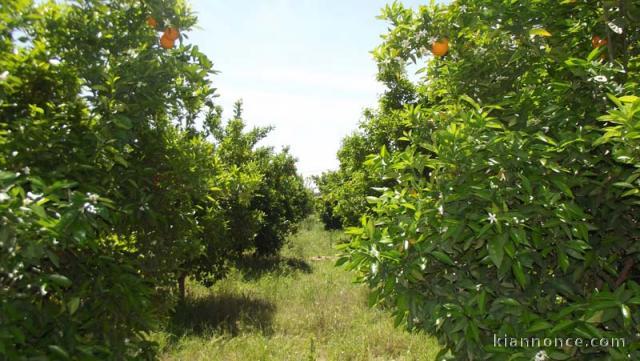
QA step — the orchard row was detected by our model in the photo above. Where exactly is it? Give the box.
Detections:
[318,1,640,360]
[0,1,311,359]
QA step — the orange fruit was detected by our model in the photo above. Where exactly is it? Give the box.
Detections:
[146,16,157,28]
[591,35,607,48]
[160,34,175,49]
[164,27,180,41]
[431,38,449,57]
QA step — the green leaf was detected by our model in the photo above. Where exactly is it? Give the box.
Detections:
[529,28,552,37]
[613,182,635,189]
[587,46,604,61]
[488,235,505,268]
[551,179,573,198]
[585,310,604,324]
[460,95,481,111]
[334,257,348,267]
[478,290,487,313]
[619,95,639,103]
[47,274,72,288]
[550,320,575,334]
[112,115,132,129]
[366,219,375,238]
[467,321,481,343]
[113,154,129,168]
[621,304,631,328]
[46,250,60,268]
[431,251,455,266]
[548,351,571,360]
[535,132,557,146]
[527,320,552,333]
[0,171,18,182]
[48,345,70,360]
[606,93,623,108]
[497,298,520,307]
[365,196,379,204]
[68,297,80,315]
[512,261,527,288]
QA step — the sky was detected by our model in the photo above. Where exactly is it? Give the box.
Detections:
[187,0,428,178]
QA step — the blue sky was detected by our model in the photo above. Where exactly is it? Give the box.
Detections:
[187,0,427,177]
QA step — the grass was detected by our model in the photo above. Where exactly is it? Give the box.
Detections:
[154,216,440,361]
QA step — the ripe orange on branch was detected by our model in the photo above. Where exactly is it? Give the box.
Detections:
[146,16,157,28]
[591,35,607,48]
[431,38,449,57]
[164,27,180,41]
[160,34,175,49]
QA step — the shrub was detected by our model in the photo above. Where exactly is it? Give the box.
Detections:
[0,173,157,359]
[338,1,640,360]
[1,0,310,358]
[252,148,313,255]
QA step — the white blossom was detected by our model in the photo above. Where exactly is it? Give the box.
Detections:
[534,350,549,361]
[608,21,623,34]
[488,212,497,224]
[0,71,8,82]
[593,75,608,83]
[86,193,99,204]
[27,192,43,201]
[0,193,9,202]
[83,202,97,214]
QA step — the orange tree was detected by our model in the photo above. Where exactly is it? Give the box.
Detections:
[314,110,408,229]
[0,0,218,358]
[1,0,310,359]
[191,101,312,285]
[251,147,313,255]
[337,0,640,360]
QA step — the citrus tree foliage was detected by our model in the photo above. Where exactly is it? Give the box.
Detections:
[191,101,313,285]
[251,147,314,255]
[338,1,640,360]
[0,1,310,359]
[314,110,407,229]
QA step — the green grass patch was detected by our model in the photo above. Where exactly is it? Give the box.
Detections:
[154,217,439,360]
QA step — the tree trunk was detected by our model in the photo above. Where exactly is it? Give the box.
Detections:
[178,273,186,301]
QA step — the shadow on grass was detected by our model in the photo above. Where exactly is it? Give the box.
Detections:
[234,254,312,281]
[169,293,276,338]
